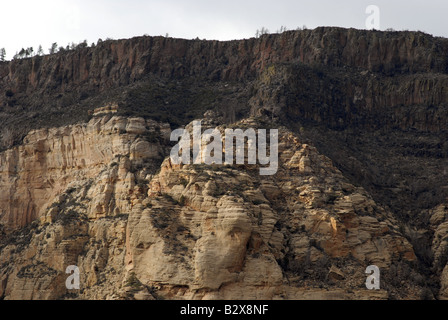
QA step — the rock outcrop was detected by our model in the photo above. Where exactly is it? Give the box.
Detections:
[0,115,422,300]
[1,27,448,300]
[0,113,169,231]
[2,28,448,145]
[1,28,447,96]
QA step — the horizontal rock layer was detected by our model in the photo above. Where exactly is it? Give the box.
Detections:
[1,28,447,300]
[0,116,424,300]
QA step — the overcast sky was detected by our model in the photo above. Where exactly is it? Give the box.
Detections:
[1,0,447,59]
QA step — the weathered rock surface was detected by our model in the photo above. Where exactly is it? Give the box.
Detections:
[1,28,447,97]
[0,114,169,231]
[0,116,421,300]
[1,27,447,300]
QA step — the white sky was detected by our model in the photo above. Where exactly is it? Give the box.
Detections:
[1,0,447,60]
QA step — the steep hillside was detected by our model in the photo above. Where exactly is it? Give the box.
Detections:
[1,27,448,300]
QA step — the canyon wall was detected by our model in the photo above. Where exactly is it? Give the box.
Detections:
[0,116,421,300]
[1,27,448,300]
[1,28,447,96]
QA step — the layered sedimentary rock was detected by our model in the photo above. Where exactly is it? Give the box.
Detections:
[2,28,448,138]
[0,113,169,231]
[1,27,448,300]
[0,116,421,300]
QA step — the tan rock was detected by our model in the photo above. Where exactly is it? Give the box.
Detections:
[0,118,419,300]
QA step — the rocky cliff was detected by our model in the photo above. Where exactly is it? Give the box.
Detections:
[2,28,448,143]
[1,27,448,300]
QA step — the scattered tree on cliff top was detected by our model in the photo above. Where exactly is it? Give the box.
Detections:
[277,26,287,33]
[255,27,270,38]
[37,45,44,56]
[26,47,33,57]
[0,48,6,62]
[14,47,34,59]
[49,42,58,54]
[78,40,88,49]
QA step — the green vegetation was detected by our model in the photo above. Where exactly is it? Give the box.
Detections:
[0,221,38,253]
[54,209,87,226]
[179,177,189,187]
[125,272,144,291]
[178,195,186,206]
[17,262,57,279]
[151,209,171,230]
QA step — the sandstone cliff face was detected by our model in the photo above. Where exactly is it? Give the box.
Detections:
[0,115,422,300]
[125,120,418,299]
[0,113,169,231]
[1,27,448,300]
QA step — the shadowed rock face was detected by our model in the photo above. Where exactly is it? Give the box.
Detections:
[0,27,448,300]
[1,28,448,147]
[1,27,447,94]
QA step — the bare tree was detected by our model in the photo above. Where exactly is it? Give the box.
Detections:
[37,45,44,56]
[49,42,58,54]
[256,27,269,38]
[277,26,287,33]
[260,27,269,35]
